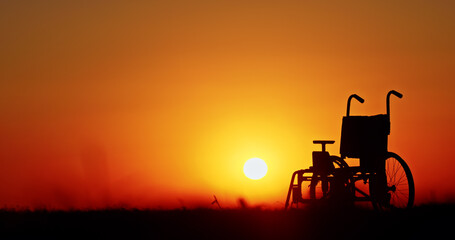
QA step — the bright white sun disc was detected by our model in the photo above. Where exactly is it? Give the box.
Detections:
[243,158,268,180]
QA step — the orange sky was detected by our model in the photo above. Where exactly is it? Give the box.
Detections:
[0,1,454,209]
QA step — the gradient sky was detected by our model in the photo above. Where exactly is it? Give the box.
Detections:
[1,1,454,209]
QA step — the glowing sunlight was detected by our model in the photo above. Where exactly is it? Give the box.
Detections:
[243,158,268,180]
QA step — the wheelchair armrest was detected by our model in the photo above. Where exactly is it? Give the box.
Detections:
[313,140,335,152]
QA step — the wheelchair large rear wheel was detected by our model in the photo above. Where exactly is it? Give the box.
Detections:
[371,152,415,209]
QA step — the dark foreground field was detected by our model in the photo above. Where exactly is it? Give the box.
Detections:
[0,205,453,239]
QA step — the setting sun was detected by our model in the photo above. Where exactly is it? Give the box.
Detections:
[243,158,268,180]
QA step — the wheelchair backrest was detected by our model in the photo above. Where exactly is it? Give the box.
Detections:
[340,114,390,159]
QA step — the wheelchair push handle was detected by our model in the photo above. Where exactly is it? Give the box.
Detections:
[387,90,403,118]
[346,94,364,116]
[389,90,403,99]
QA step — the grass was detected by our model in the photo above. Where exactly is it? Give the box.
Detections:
[0,204,453,239]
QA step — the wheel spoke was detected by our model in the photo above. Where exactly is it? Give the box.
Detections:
[395,171,406,185]
[392,159,400,183]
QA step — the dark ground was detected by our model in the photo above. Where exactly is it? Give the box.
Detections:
[0,204,453,239]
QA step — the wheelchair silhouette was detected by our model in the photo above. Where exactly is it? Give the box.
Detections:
[285,90,414,210]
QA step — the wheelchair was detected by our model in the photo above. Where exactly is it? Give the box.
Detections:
[285,90,415,210]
